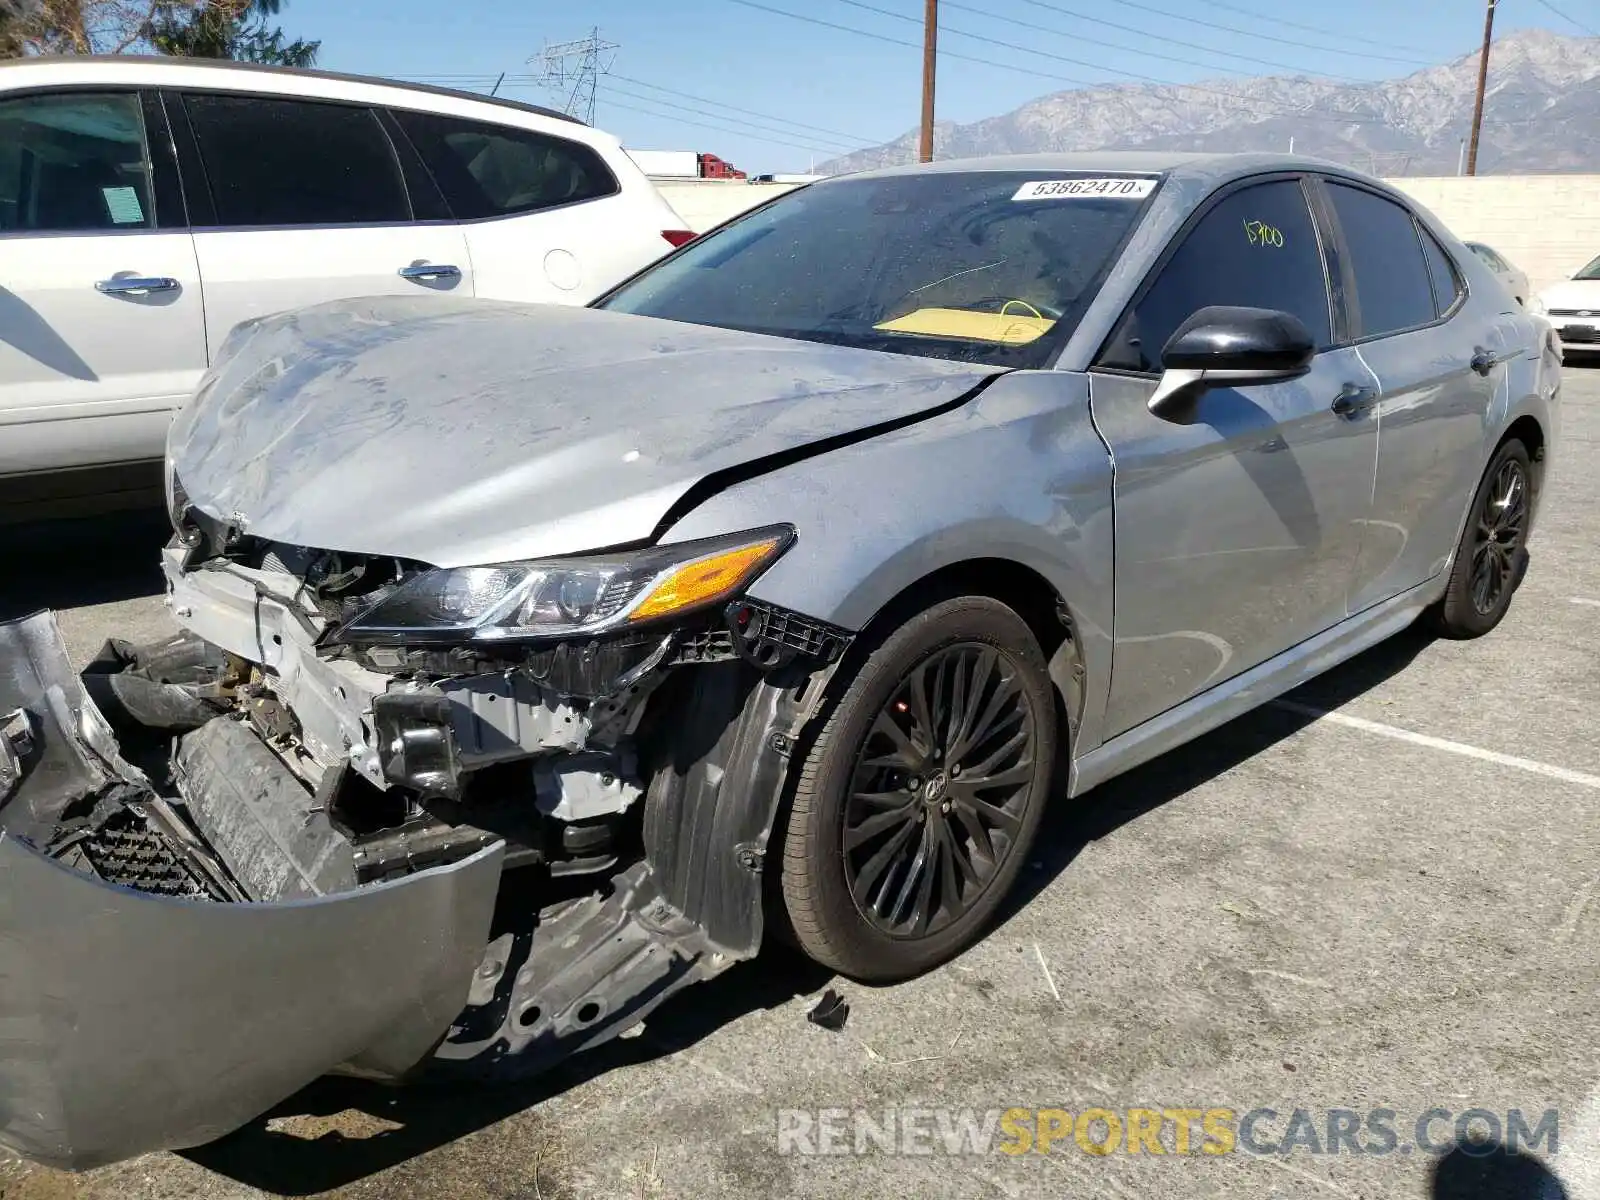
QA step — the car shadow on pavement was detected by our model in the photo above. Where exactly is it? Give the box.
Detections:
[998,618,1439,921]
[1431,1141,1569,1199]
[0,507,170,619]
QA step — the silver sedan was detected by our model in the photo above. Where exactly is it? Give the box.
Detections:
[0,151,1562,1170]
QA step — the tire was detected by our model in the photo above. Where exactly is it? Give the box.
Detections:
[779,594,1058,981]
[1431,439,1532,639]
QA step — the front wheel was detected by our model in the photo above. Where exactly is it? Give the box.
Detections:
[1431,439,1532,639]
[778,595,1058,982]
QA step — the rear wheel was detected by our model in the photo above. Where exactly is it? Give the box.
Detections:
[779,595,1057,981]
[1431,439,1532,639]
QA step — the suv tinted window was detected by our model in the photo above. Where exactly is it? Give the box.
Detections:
[1326,183,1435,338]
[0,93,154,232]
[181,94,408,227]
[391,109,617,219]
[1421,227,1464,317]
[1102,179,1331,372]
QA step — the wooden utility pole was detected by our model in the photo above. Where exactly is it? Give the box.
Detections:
[919,0,937,162]
[1465,0,1497,176]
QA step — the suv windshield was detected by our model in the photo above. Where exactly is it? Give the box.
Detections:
[1576,255,1600,280]
[598,171,1158,367]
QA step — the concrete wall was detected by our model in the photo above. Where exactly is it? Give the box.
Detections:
[1378,176,1599,297]
[655,174,1600,299]
[655,180,798,232]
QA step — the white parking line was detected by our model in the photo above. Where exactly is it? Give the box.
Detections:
[1570,597,1600,608]
[1272,700,1600,791]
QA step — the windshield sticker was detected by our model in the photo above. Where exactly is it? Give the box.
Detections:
[1244,219,1284,248]
[1012,177,1156,202]
[101,186,145,225]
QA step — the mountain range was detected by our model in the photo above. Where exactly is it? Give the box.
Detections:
[816,28,1600,176]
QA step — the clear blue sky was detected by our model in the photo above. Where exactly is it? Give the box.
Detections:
[287,0,1590,172]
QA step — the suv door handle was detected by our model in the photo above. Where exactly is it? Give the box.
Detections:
[398,263,461,281]
[95,276,178,295]
[1330,383,1377,418]
[1470,347,1500,376]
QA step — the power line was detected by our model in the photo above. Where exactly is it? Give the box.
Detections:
[1202,0,1435,56]
[573,91,865,156]
[603,80,873,150]
[816,0,1395,124]
[939,0,1357,81]
[1532,0,1600,37]
[607,73,881,143]
[1098,0,1436,66]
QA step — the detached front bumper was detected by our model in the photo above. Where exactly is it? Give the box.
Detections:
[0,611,502,1170]
[0,595,838,1171]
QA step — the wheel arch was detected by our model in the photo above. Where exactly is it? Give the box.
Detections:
[844,556,1089,754]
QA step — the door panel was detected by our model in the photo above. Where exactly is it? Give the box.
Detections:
[1347,327,1502,610]
[191,225,472,353]
[1093,354,1380,737]
[1092,176,1380,738]
[175,91,474,352]
[1319,182,1504,611]
[0,91,205,474]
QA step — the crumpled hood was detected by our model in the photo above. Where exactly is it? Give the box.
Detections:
[169,296,998,566]
[1538,279,1600,311]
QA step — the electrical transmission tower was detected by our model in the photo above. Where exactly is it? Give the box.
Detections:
[531,28,619,124]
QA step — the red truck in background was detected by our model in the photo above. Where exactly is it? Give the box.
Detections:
[696,153,746,180]
[626,149,748,180]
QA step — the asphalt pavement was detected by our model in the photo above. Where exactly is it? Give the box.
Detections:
[2,370,1598,1200]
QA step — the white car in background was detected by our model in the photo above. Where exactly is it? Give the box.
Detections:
[0,57,692,516]
[1465,241,1529,306]
[1531,254,1600,360]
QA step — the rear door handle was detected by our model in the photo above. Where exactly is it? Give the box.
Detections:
[398,263,461,281]
[95,276,178,295]
[1471,347,1500,376]
[1330,383,1377,418]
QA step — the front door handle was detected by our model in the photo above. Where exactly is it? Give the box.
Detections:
[1470,347,1500,376]
[398,263,461,281]
[95,276,178,295]
[1330,383,1377,419]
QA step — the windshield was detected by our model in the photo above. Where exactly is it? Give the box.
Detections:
[597,171,1159,367]
[1576,256,1600,280]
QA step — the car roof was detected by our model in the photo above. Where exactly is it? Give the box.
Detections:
[841,150,1376,185]
[0,55,581,126]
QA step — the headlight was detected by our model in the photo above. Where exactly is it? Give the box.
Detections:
[1528,295,1547,315]
[331,526,795,646]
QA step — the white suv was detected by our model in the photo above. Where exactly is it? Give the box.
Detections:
[0,57,692,514]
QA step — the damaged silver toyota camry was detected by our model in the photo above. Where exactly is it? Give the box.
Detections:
[0,153,1560,1169]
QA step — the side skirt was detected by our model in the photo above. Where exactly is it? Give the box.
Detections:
[1069,575,1444,798]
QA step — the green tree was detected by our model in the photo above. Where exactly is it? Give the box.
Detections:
[149,0,318,66]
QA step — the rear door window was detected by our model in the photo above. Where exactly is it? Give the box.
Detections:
[180,93,409,227]
[1420,227,1465,318]
[389,109,617,219]
[1102,178,1332,372]
[0,92,155,232]
[1325,183,1436,338]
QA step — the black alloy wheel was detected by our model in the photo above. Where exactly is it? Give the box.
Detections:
[1468,456,1529,617]
[778,594,1057,982]
[1433,438,1533,638]
[842,643,1036,939]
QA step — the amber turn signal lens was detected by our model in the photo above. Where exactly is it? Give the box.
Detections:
[629,538,785,621]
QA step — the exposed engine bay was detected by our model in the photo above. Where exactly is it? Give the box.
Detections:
[0,525,848,1170]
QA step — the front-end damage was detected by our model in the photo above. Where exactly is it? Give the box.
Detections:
[0,526,848,1169]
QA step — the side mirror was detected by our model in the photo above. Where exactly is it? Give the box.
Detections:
[1148,305,1316,421]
